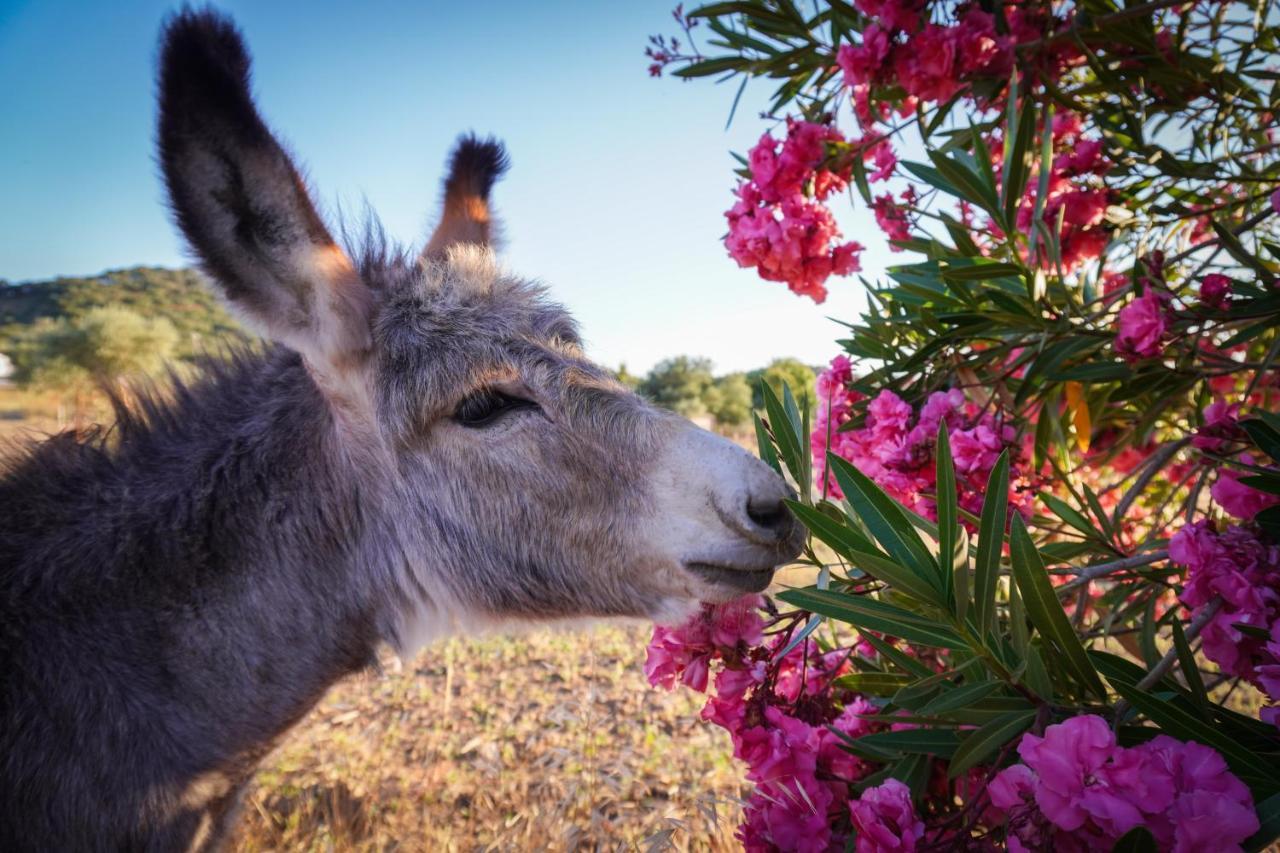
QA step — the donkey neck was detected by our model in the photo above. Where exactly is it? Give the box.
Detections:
[4,348,395,772]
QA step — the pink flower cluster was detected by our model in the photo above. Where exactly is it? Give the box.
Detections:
[834,3,1110,269]
[1114,290,1171,360]
[645,598,930,850]
[990,715,1259,852]
[1009,111,1113,269]
[812,356,1032,522]
[725,120,865,303]
[1170,520,1280,725]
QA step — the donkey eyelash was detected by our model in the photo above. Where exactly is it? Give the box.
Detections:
[453,389,540,428]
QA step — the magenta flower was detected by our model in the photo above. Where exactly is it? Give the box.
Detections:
[1134,736,1259,852]
[1201,273,1233,309]
[1016,715,1145,836]
[1192,398,1243,452]
[1114,290,1168,360]
[1212,463,1280,520]
[849,778,925,852]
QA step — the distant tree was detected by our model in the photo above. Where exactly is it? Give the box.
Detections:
[613,362,641,391]
[747,357,816,410]
[0,267,248,357]
[705,372,753,428]
[638,355,715,418]
[10,306,179,420]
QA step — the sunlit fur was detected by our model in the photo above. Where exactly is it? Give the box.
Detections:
[0,9,801,850]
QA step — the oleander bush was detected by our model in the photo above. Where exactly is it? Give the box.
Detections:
[643,1,1280,849]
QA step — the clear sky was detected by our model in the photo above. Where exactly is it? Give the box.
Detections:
[0,0,887,374]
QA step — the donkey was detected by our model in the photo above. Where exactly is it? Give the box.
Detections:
[0,8,803,851]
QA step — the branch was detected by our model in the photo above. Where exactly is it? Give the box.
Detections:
[1058,550,1170,592]
[1137,597,1222,692]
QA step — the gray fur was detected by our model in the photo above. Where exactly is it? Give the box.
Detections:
[0,9,801,850]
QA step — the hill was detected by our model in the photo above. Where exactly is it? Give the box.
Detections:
[0,266,249,357]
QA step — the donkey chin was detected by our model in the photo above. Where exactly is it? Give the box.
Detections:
[0,7,805,852]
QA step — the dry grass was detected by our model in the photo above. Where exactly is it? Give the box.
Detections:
[231,625,746,852]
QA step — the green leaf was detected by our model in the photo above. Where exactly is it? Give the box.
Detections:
[974,451,1010,637]
[834,672,913,696]
[844,547,948,607]
[1112,827,1159,853]
[778,588,969,649]
[762,381,807,495]
[1040,493,1102,540]
[936,424,958,609]
[1024,645,1054,701]
[828,454,941,588]
[916,680,1001,716]
[671,56,748,78]
[948,710,1036,778]
[856,629,934,678]
[1242,418,1280,462]
[1245,791,1280,852]
[753,411,782,476]
[1009,515,1106,699]
[1000,78,1036,228]
[1110,681,1280,785]
[855,728,961,758]
[927,149,1002,222]
[786,500,876,557]
[1170,620,1209,719]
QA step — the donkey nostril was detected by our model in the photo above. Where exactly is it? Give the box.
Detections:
[746,498,790,535]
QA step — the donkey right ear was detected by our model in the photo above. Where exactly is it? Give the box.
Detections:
[157,10,370,371]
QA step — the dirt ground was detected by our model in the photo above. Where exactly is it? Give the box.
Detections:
[231,626,746,852]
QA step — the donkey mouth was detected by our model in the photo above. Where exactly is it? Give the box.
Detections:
[684,562,776,593]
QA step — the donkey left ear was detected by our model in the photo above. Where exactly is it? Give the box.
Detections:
[421,135,509,260]
[157,9,371,374]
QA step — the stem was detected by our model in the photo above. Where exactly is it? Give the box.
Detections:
[1137,597,1222,692]
[1057,550,1170,592]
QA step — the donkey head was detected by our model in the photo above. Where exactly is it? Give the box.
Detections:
[157,10,803,647]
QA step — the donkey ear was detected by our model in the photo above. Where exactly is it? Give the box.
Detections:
[421,135,509,260]
[157,10,370,371]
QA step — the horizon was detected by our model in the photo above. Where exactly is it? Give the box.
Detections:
[0,0,886,375]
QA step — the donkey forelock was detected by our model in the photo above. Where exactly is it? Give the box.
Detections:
[0,8,804,850]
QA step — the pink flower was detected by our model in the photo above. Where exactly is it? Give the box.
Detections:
[1016,716,1145,836]
[873,192,913,246]
[837,25,892,88]
[1271,187,1280,216]
[1134,736,1259,852]
[991,718,1257,850]
[738,777,835,853]
[1201,273,1233,309]
[1213,464,1280,520]
[849,779,925,852]
[894,24,961,103]
[1171,519,1280,681]
[854,0,924,33]
[644,596,765,691]
[1114,291,1168,360]
[1192,398,1243,452]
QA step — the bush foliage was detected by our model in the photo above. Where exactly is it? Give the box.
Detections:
[645,1,1280,849]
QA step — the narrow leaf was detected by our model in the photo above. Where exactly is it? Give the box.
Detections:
[948,710,1036,778]
[1010,516,1106,698]
[974,451,1010,637]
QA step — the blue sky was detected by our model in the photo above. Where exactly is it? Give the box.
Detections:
[0,0,886,373]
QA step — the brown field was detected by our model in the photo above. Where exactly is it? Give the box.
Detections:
[233,627,744,852]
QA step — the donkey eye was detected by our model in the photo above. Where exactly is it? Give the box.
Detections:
[453,390,539,428]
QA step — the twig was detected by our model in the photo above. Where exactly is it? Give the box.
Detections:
[1058,550,1170,592]
[1111,439,1190,526]
[1113,597,1223,722]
